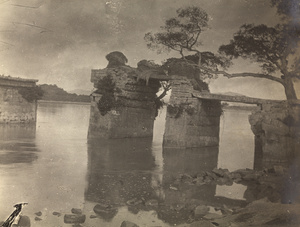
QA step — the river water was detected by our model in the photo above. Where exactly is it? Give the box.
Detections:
[0,102,255,226]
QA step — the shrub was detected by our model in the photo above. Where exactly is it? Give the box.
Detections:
[18,86,44,102]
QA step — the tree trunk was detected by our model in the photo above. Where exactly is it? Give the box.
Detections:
[284,75,298,100]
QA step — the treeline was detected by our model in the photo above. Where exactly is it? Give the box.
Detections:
[39,84,90,103]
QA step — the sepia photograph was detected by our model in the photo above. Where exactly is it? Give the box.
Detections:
[0,0,299,226]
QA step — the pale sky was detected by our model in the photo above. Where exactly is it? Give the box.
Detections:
[0,0,297,99]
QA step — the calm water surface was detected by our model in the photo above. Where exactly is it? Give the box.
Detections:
[0,102,254,226]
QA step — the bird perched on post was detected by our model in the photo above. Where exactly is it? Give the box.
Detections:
[1,203,28,227]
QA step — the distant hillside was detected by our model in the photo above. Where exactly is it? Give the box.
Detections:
[68,89,92,96]
[39,84,90,103]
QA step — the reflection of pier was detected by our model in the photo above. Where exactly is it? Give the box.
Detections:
[0,124,38,164]
[162,147,218,205]
[85,138,157,205]
[85,140,248,225]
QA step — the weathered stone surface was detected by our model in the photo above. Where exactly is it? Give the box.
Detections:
[0,85,37,123]
[249,102,300,168]
[88,65,160,139]
[164,79,221,148]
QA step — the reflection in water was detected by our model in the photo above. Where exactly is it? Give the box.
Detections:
[85,138,248,225]
[85,137,156,204]
[0,124,36,140]
[0,103,257,226]
[0,102,90,227]
[218,109,254,171]
[0,124,38,165]
[160,147,219,224]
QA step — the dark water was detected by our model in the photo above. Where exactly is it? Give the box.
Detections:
[0,102,254,226]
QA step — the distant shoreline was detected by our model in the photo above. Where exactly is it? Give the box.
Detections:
[38,100,91,105]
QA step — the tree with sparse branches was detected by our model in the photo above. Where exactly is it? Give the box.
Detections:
[219,0,300,100]
[145,4,299,100]
[145,6,230,74]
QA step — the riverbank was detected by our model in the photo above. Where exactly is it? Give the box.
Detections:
[118,166,300,226]
[1,166,299,226]
[167,166,300,226]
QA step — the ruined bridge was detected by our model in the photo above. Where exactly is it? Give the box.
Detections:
[88,53,300,168]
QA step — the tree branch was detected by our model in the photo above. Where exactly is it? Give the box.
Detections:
[195,64,285,84]
[156,82,171,100]
[223,72,284,84]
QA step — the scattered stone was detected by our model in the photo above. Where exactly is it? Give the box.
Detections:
[126,198,143,206]
[203,213,223,220]
[17,215,31,227]
[229,172,242,181]
[34,211,42,216]
[72,224,83,227]
[53,211,61,217]
[64,214,86,224]
[228,223,239,227]
[193,178,206,185]
[120,220,139,227]
[170,204,185,212]
[216,177,232,186]
[220,205,233,215]
[145,199,158,207]
[203,176,212,183]
[194,205,209,218]
[205,171,218,180]
[242,173,259,181]
[93,204,118,220]
[233,169,254,178]
[180,173,193,179]
[127,205,140,214]
[212,168,225,177]
[170,186,178,191]
[71,208,82,214]
[90,215,98,219]
[34,217,42,221]
[189,220,215,227]
[121,221,139,227]
[196,172,206,178]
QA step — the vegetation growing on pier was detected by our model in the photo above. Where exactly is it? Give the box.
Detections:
[18,86,44,103]
[95,74,122,116]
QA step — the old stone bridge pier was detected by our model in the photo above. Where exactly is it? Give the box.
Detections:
[88,53,300,169]
[0,75,39,123]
